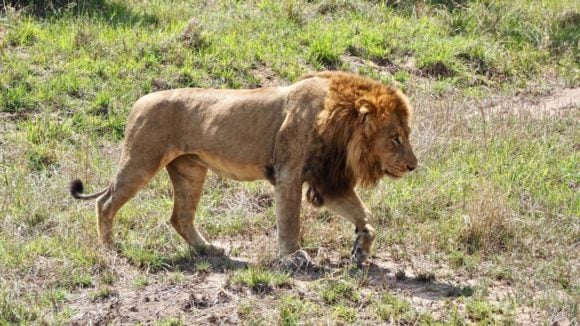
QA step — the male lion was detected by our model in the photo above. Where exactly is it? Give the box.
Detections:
[70,71,417,266]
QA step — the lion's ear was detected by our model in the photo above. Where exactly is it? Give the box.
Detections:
[355,99,377,119]
[354,98,377,123]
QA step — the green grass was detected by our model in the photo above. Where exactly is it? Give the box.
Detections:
[0,0,578,324]
[195,259,212,273]
[132,276,149,288]
[230,267,291,293]
[320,278,360,305]
[278,295,314,326]
[374,293,418,323]
[331,305,358,323]
[89,287,114,301]
[1,1,578,120]
[155,318,184,326]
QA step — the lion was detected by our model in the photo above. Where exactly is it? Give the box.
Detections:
[70,71,417,266]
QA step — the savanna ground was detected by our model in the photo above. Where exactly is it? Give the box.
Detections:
[0,0,578,324]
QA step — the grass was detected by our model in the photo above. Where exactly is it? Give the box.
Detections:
[195,259,212,273]
[132,276,149,288]
[89,287,114,301]
[320,278,361,305]
[0,0,578,324]
[374,293,419,323]
[278,295,313,326]
[230,267,291,293]
[155,318,184,326]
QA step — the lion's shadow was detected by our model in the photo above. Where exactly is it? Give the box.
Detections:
[360,262,473,300]
[128,251,472,301]
[281,261,473,301]
[157,254,249,274]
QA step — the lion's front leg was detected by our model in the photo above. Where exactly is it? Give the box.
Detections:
[324,189,376,266]
[274,175,312,269]
[275,179,302,256]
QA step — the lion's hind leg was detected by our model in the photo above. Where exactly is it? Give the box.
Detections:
[167,155,224,256]
[96,153,167,247]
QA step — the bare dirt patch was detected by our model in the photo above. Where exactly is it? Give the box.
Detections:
[250,65,288,88]
[69,272,240,325]
[535,87,580,115]
[340,54,399,82]
[66,244,542,324]
[482,87,580,118]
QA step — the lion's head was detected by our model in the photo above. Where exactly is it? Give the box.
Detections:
[304,71,417,205]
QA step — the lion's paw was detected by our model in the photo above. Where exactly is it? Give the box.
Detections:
[279,249,313,271]
[351,236,369,267]
[199,244,225,256]
[101,241,115,251]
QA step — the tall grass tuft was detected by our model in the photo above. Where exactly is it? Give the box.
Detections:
[459,184,516,255]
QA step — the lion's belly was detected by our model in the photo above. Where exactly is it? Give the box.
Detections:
[196,153,266,181]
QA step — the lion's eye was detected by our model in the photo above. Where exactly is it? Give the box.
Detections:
[392,136,401,145]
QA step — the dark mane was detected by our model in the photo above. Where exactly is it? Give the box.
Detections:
[301,71,412,206]
[303,133,356,206]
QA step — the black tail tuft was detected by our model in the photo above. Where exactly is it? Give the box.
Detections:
[70,179,84,199]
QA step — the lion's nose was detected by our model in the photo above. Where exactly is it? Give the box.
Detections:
[407,165,416,172]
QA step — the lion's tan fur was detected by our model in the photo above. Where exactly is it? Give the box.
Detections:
[70,71,417,263]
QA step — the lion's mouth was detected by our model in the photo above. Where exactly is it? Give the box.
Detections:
[383,168,405,179]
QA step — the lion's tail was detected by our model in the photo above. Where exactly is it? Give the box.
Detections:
[69,179,107,200]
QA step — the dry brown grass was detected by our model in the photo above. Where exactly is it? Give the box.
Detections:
[459,184,517,254]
